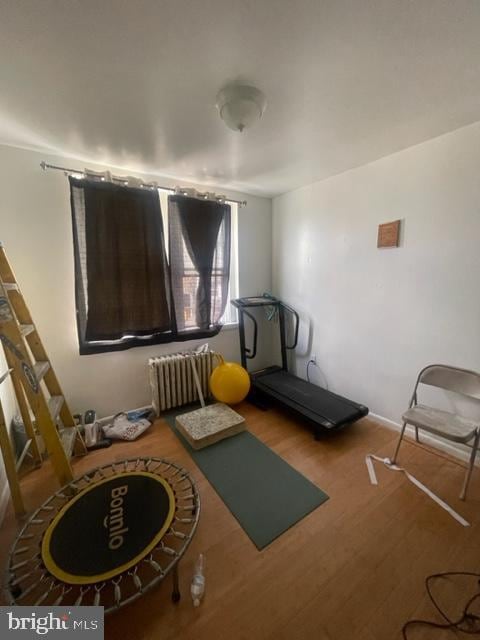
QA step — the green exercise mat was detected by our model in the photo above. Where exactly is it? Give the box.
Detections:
[165,408,329,550]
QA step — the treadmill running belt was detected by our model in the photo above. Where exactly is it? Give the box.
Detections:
[255,370,367,427]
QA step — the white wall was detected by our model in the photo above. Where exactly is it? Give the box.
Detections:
[273,121,480,426]
[0,346,18,520]
[0,144,272,417]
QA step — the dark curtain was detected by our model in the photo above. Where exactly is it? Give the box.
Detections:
[168,195,231,335]
[70,177,173,354]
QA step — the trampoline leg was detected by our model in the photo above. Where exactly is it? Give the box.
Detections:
[10,580,22,599]
[171,565,180,603]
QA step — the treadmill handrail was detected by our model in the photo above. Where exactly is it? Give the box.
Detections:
[280,302,300,350]
[241,308,258,360]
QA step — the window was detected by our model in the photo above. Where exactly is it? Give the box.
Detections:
[159,190,238,327]
[71,178,238,355]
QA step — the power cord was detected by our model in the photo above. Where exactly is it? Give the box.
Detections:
[306,359,315,382]
[262,292,278,322]
[402,572,480,638]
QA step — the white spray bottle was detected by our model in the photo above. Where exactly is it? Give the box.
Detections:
[190,554,205,607]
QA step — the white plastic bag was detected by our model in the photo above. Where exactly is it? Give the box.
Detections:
[103,412,151,441]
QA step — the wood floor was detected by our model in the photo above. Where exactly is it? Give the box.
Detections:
[1,402,479,639]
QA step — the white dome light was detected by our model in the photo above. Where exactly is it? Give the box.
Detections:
[216,84,267,132]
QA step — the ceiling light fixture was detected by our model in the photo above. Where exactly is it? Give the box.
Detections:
[216,84,267,132]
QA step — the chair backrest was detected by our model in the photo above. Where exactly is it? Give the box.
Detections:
[417,364,480,401]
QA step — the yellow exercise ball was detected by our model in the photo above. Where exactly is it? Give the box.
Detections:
[209,357,251,405]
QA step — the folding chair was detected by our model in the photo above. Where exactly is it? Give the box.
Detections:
[392,364,480,500]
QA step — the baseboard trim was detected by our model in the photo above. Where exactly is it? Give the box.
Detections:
[96,405,153,428]
[368,411,479,467]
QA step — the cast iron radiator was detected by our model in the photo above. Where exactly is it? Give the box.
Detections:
[149,348,217,415]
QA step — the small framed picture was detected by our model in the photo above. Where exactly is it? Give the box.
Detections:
[377,220,401,248]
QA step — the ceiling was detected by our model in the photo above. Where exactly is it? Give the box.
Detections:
[1,0,480,197]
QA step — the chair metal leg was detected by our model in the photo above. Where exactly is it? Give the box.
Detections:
[460,430,480,501]
[392,422,408,464]
[414,426,420,443]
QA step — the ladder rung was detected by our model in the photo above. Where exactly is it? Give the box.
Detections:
[33,361,50,382]
[59,429,76,459]
[2,282,19,291]
[16,439,33,471]
[0,368,13,385]
[48,395,64,422]
[20,324,35,337]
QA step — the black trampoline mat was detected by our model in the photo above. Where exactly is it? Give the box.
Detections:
[41,472,175,584]
[256,370,366,425]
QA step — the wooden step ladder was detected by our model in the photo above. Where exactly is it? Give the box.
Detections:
[0,243,86,504]
[0,375,34,517]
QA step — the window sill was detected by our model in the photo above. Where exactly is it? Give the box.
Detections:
[221,322,239,332]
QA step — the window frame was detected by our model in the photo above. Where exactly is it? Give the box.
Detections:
[77,189,239,355]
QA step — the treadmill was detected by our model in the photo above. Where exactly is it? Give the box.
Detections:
[231,295,368,438]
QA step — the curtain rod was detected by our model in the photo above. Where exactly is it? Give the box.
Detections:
[39,161,247,207]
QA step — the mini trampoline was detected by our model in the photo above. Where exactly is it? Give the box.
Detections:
[5,457,200,613]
